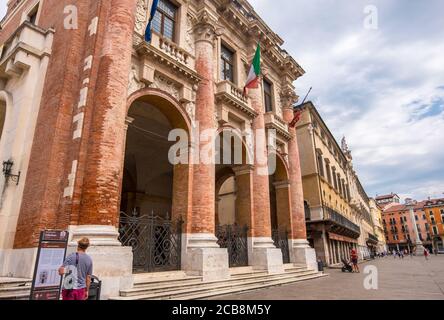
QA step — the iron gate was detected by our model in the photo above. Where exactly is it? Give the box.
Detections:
[119,209,183,273]
[216,224,249,267]
[272,229,290,264]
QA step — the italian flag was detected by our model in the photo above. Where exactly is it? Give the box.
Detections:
[243,44,261,96]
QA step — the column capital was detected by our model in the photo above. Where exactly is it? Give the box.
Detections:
[193,10,221,45]
[232,164,254,176]
[280,86,299,108]
[273,180,291,189]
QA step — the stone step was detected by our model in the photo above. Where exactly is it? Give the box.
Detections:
[0,278,32,300]
[134,275,203,287]
[111,270,326,300]
[0,278,31,288]
[0,287,31,300]
[114,270,324,300]
[133,270,189,283]
[176,274,329,300]
[127,268,313,295]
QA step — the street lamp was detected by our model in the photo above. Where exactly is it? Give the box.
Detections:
[2,160,21,185]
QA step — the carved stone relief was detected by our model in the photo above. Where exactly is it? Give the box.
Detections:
[128,64,146,96]
[149,73,180,100]
[185,14,195,54]
[135,0,149,36]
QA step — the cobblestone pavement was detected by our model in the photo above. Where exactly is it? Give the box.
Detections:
[208,256,444,300]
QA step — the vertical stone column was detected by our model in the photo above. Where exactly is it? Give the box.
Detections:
[283,105,317,271]
[183,11,229,281]
[249,84,284,274]
[233,165,254,229]
[68,0,137,299]
[274,181,292,232]
[408,205,426,256]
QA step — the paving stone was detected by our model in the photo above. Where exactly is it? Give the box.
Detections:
[208,256,444,300]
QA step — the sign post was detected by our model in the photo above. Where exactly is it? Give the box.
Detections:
[30,230,69,300]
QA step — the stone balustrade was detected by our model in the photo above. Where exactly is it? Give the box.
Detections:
[215,80,257,119]
[264,112,291,141]
[143,32,195,70]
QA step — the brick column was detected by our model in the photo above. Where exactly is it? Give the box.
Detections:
[67,0,138,299]
[183,11,229,281]
[78,0,136,228]
[248,83,283,274]
[250,87,273,237]
[283,105,318,271]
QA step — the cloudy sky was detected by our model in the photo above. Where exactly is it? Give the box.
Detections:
[0,2,5,21]
[1,1,443,201]
[249,0,444,202]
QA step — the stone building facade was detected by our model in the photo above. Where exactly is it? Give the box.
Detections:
[369,198,387,253]
[295,101,376,265]
[382,200,431,252]
[382,198,444,253]
[424,198,444,252]
[0,0,316,298]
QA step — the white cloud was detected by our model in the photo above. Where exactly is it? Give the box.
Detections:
[0,1,6,21]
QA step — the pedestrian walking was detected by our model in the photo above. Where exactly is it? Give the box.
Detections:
[424,248,429,261]
[59,237,93,300]
[350,248,360,273]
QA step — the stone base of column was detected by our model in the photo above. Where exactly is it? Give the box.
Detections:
[290,239,318,271]
[67,225,133,300]
[250,237,284,274]
[414,242,426,256]
[182,233,230,282]
[0,248,38,278]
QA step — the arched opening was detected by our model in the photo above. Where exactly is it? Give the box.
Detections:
[119,92,190,273]
[215,129,251,267]
[0,98,6,142]
[268,152,291,263]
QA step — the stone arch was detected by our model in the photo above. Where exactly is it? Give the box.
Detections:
[127,87,192,134]
[122,90,192,226]
[215,128,253,230]
[268,151,291,231]
[216,125,253,166]
[0,90,13,145]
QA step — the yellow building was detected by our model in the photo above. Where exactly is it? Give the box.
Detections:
[424,199,444,252]
[369,198,387,253]
[296,102,374,265]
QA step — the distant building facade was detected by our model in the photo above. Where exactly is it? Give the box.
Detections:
[376,193,400,209]
[296,102,376,265]
[369,198,387,253]
[423,198,444,252]
[382,200,433,252]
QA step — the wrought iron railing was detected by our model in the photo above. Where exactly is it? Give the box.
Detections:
[323,206,361,235]
[216,224,249,268]
[272,229,290,264]
[119,209,183,273]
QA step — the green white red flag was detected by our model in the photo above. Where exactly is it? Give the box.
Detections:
[243,43,261,96]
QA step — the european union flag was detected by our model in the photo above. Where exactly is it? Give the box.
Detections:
[145,0,159,43]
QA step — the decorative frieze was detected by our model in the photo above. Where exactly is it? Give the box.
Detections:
[149,73,180,100]
[128,64,146,96]
[134,0,148,36]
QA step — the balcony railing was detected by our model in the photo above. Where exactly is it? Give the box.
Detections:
[215,80,257,118]
[368,233,379,242]
[323,206,361,236]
